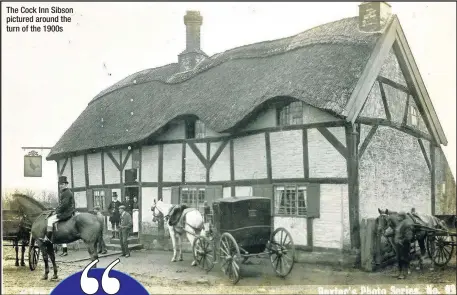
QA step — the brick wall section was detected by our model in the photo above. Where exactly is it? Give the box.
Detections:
[162,144,182,182]
[308,128,347,178]
[359,126,431,219]
[141,146,159,182]
[72,155,86,188]
[234,134,267,180]
[59,158,72,188]
[274,217,307,246]
[185,143,206,182]
[141,187,158,234]
[74,191,87,208]
[360,82,386,119]
[270,130,304,179]
[235,186,252,196]
[104,150,120,184]
[87,153,102,186]
[313,184,347,249]
[210,141,230,181]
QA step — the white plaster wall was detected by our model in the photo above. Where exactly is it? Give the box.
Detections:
[72,155,86,188]
[274,217,307,246]
[162,144,182,182]
[270,130,304,179]
[104,151,120,185]
[141,146,159,182]
[87,153,102,186]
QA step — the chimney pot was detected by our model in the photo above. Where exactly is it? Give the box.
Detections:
[358,2,392,32]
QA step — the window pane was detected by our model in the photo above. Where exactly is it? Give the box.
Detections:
[297,189,307,216]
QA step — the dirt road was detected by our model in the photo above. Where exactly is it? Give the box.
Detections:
[2,247,456,294]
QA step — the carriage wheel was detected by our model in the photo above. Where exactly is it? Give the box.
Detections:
[269,227,295,278]
[192,236,215,273]
[219,233,241,285]
[427,234,455,267]
[28,238,40,271]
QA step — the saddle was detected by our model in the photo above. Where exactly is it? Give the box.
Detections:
[167,204,188,227]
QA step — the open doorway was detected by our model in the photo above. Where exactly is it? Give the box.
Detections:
[124,186,140,238]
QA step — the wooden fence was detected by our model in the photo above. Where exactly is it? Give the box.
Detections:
[360,218,418,271]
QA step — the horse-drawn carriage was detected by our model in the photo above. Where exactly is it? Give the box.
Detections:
[2,194,46,271]
[191,196,295,284]
[424,214,456,267]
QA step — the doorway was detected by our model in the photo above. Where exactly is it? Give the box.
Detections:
[124,186,140,238]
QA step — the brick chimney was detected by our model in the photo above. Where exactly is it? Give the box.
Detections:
[178,11,208,72]
[358,2,392,32]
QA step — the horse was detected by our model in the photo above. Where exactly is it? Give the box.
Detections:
[377,208,447,279]
[31,210,104,280]
[151,199,204,266]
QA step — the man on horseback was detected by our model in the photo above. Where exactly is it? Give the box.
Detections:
[40,176,75,244]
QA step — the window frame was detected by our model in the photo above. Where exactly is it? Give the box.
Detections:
[93,189,106,211]
[408,104,418,127]
[179,186,207,214]
[273,183,308,218]
[277,101,305,127]
[131,149,140,169]
[195,120,206,139]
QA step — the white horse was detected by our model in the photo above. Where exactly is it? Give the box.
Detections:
[151,199,204,266]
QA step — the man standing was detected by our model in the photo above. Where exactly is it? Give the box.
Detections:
[93,206,108,254]
[41,176,75,244]
[119,205,132,257]
[108,192,121,238]
[123,195,133,216]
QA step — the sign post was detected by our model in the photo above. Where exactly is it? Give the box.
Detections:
[22,146,53,178]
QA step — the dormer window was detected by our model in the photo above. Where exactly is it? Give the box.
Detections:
[277,101,304,126]
[186,119,206,139]
[408,105,418,127]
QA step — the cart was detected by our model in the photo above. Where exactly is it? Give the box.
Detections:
[192,196,295,284]
[2,194,48,271]
[424,214,456,267]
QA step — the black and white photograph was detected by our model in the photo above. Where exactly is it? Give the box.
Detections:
[2,2,456,294]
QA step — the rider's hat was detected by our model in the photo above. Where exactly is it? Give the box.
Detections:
[58,176,69,184]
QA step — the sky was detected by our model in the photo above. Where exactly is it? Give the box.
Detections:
[1,2,456,194]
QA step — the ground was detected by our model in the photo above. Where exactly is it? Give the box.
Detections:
[2,247,456,294]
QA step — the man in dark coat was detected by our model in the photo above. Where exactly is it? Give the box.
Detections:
[41,176,75,244]
[108,193,121,238]
[123,195,133,215]
[119,205,132,257]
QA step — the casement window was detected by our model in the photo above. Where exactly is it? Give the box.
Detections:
[186,119,206,139]
[195,120,206,139]
[408,105,418,127]
[170,186,222,216]
[93,190,106,211]
[271,183,320,218]
[181,187,206,212]
[277,101,305,126]
[274,185,307,216]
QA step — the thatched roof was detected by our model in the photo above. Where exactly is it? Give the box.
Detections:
[47,16,385,160]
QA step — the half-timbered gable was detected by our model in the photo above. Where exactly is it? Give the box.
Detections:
[47,3,455,254]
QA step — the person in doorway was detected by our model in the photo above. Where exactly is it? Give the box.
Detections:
[108,193,121,238]
[93,206,108,254]
[132,196,139,210]
[40,176,75,244]
[119,205,132,257]
[123,195,133,215]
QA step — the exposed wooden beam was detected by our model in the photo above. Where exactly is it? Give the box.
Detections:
[158,144,163,200]
[70,157,74,189]
[418,139,431,172]
[121,150,132,170]
[181,143,186,184]
[101,151,105,186]
[59,157,68,176]
[84,155,89,188]
[377,76,410,94]
[265,132,272,181]
[106,151,121,171]
[359,125,379,159]
[394,22,446,145]
[188,142,209,168]
[402,94,410,126]
[317,127,348,160]
[302,129,309,179]
[357,117,433,142]
[378,81,392,121]
[430,143,436,215]
[206,142,210,183]
[345,17,398,124]
[208,140,229,168]
[230,140,235,196]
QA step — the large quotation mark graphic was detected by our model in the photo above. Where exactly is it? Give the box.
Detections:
[80,259,121,295]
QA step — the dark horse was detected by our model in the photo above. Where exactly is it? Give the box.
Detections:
[31,210,103,280]
[377,208,447,279]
